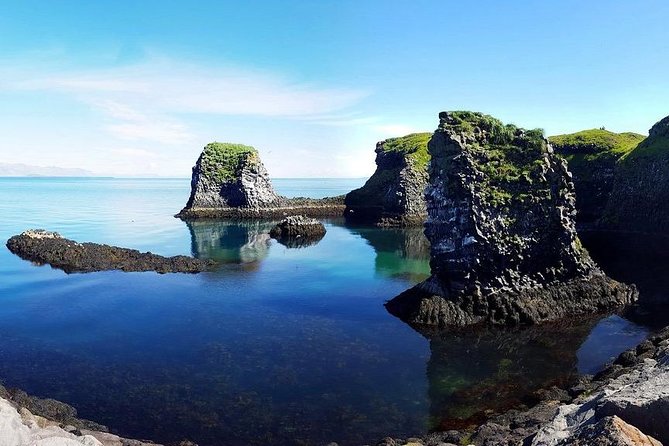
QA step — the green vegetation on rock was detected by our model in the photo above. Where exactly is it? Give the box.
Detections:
[379,132,432,169]
[199,142,258,182]
[549,129,645,167]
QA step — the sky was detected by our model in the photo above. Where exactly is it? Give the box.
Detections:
[0,1,668,178]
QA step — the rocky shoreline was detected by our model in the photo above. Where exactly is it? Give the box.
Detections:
[374,325,669,446]
[176,196,345,220]
[7,230,214,274]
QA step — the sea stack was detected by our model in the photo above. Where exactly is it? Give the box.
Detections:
[550,129,644,225]
[177,142,345,219]
[386,111,637,328]
[345,133,430,226]
[602,115,669,235]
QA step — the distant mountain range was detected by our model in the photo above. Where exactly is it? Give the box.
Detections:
[0,162,95,177]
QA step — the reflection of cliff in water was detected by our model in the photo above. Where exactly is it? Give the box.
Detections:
[186,220,275,265]
[422,317,599,430]
[351,225,431,282]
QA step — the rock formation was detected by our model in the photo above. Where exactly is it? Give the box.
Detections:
[345,133,431,227]
[177,142,345,219]
[269,215,326,248]
[7,230,214,274]
[549,129,644,225]
[602,115,669,235]
[386,111,637,328]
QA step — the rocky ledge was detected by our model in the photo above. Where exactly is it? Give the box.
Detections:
[0,384,163,446]
[345,133,431,227]
[376,327,669,446]
[269,215,326,248]
[386,111,637,328]
[7,230,214,274]
[176,142,345,220]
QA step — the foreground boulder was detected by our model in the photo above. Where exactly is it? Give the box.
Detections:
[269,215,326,248]
[7,230,214,274]
[602,115,669,235]
[177,142,345,219]
[345,133,431,226]
[386,111,636,328]
[550,129,644,225]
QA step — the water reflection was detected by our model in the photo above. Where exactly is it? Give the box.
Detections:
[187,220,276,264]
[348,225,431,282]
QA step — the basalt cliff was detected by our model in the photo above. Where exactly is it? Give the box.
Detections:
[177,142,344,219]
[601,115,669,235]
[386,111,637,329]
[345,133,430,227]
[550,129,644,225]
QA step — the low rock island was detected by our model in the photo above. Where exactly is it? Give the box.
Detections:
[386,111,637,328]
[176,142,345,219]
[345,133,431,227]
[269,215,326,248]
[7,230,214,274]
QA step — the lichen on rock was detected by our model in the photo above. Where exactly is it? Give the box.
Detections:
[386,111,637,328]
[345,133,431,227]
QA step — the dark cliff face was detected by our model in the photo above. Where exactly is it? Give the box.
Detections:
[386,111,636,328]
[602,115,669,235]
[185,142,280,210]
[345,133,430,227]
[549,130,644,225]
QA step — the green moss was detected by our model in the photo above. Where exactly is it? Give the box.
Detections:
[440,111,549,208]
[199,142,258,182]
[549,129,645,160]
[379,132,432,169]
[623,135,668,161]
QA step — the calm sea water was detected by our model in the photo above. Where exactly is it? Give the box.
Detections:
[0,177,662,445]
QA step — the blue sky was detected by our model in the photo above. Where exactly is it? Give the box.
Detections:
[0,1,667,177]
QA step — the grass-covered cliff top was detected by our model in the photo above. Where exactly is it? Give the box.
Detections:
[379,132,432,169]
[437,111,551,208]
[549,129,645,159]
[622,116,668,161]
[199,142,258,182]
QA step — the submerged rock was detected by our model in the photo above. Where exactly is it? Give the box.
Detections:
[602,115,669,235]
[269,215,326,248]
[386,111,637,328]
[7,229,214,274]
[345,133,431,227]
[177,142,345,219]
[550,129,644,225]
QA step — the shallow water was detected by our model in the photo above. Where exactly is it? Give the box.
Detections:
[0,177,662,445]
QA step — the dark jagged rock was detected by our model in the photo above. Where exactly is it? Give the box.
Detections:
[602,115,669,235]
[177,142,345,219]
[269,215,326,248]
[7,230,214,274]
[549,129,644,225]
[386,111,637,328]
[345,133,431,227]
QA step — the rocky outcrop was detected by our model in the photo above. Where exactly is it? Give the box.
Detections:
[345,133,431,227]
[602,115,669,235]
[386,111,637,328]
[549,129,644,225]
[177,142,345,219]
[7,230,214,274]
[269,215,326,248]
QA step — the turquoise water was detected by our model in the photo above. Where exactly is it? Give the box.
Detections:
[0,177,656,445]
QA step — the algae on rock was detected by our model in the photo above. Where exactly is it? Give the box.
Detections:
[386,111,636,328]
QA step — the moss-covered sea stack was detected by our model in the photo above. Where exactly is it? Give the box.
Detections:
[345,133,431,226]
[177,142,345,219]
[386,111,637,328]
[602,115,669,235]
[550,129,645,224]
